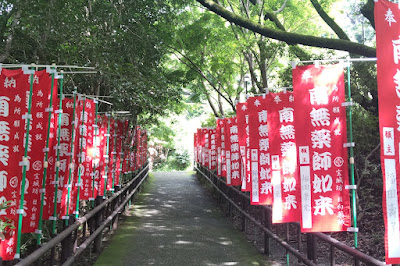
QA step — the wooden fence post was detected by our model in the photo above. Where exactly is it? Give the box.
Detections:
[306,233,317,263]
[93,196,105,253]
[240,196,246,232]
[60,215,76,263]
[264,209,272,256]
[113,185,121,230]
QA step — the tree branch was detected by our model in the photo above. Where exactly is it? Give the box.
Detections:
[357,143,380,188]
[360,0,375,30]
[274,0,288,14]
[264,11,286,31]
[203,83,220,117]
[163,43,236,110]
[196,0,376,57]
[310,0,350,41]
[228,23,263,90]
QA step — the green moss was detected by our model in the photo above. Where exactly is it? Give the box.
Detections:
[94,174,154,266]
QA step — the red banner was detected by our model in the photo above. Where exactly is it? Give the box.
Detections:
[216,119,224,176]
[236,102,250,191]
[210,129,217,170]
[0,69,28,260]
[224,117,241,186]
[223,121,231,184]
[45,101,60,220]
[78,99,95,200]
[22,70,55,232]
[375,0,400,262]
[127,127,135,173]
[141,131,147,166]
[107,119,115,191]
[122,120,130,174]
[205,128,210,168]
[135,127,141,171]
[198,128,204,167]
[265,92,300,223]
[292,64,351,232]
[221,119,227,177]
[64,99,83,217]
[194,132,198,163]
[248,96,272,205]
[43,111,58,220]
[114,120,124,186]
[97,115,108,196]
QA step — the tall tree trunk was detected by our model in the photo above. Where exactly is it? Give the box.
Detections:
[218,93,224,117]
[204,86,220,117]
[258,39,268,91]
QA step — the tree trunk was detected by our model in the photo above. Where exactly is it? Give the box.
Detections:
[205,88,220,117]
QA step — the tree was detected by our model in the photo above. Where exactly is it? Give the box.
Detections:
[195,0,376,57]
[0,0,186,124]
[163,7,247,117]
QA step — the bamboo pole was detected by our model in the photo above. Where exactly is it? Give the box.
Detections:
[290,57,377,65]
[74,98,86,218]
[111,118,118,191]
[346,64,358,248]
[91,100,99,206]
[51,72,64,234]
[102,114,111,197]
[0,64,95,69]
[15,66,35,258]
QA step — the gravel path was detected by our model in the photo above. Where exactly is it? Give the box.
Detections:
[94,171,271,266]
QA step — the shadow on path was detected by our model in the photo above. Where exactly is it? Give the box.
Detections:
[95,171,272,266]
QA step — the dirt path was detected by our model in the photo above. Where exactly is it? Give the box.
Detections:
[94,171,271,266]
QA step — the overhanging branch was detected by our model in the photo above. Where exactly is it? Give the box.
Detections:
[196,0,376,57]
[310,0,350,41]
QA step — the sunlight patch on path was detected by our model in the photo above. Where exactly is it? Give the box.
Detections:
[95,171,272,266]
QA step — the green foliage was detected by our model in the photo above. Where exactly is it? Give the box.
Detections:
[0,201,14,239]
[201,114,217,128]
[153,149,191,171]
[0,0,186,121]
[148,120,176,149]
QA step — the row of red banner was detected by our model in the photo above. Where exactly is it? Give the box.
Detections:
[196,0,400,263]
[194,64,352,234]
[0,69,148,260]
[376,0,400,263]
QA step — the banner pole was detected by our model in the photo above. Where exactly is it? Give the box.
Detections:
[64,89,78,225]
[15,66,35,259]
[36,67,56,245]
[103,113,111,197]
[74,98,86,218]
[51,72,64,235]
[346,63,358,248]
[111,118,118,191]
[91,99,99,207]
